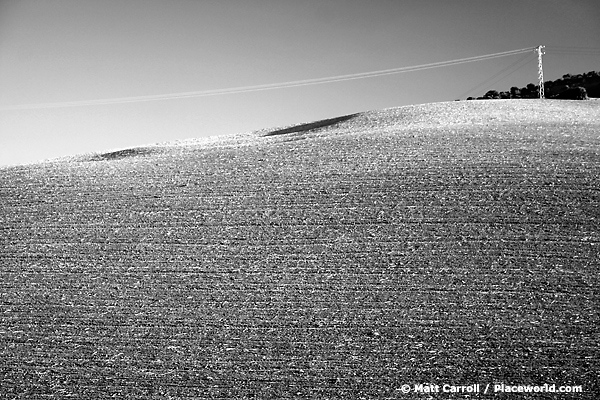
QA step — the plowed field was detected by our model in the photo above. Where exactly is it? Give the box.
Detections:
[1,100,599,398]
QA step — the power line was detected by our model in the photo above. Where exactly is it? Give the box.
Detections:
[456,52,535,99]
[546,50,600,56]
[0,47,534,110]
[457,44,600,100]
[546,45,600,51]
[545,46,600,56]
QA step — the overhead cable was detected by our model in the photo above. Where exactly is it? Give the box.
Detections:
[455,53,535,100]
[1,47,534,110]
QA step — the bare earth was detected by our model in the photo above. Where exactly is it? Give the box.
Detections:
[1,99,599,398]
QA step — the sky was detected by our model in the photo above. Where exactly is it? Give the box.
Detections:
[1,0,599,167]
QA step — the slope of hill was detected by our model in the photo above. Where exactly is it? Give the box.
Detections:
[1,100,599,398]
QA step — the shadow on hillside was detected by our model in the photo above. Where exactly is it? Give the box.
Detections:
[87,147,155,161]
[264,114,358,137]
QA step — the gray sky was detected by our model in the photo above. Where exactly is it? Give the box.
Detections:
[1,0,599,166]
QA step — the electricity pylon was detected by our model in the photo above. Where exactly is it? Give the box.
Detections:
[536,45,545,99]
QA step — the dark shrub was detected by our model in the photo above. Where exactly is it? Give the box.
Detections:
[554,86,588,100]
[585,81,600,97]
[484,90,500,99]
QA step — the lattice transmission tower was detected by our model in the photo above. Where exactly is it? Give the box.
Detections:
[536,45,545,99]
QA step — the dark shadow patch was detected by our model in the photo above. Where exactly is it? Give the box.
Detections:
[264,114,358,137]
[92,147,154,161]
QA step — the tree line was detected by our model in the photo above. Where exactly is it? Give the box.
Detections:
[466,70,600,100]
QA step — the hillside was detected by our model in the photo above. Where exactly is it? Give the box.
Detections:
[1,100,599,398]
